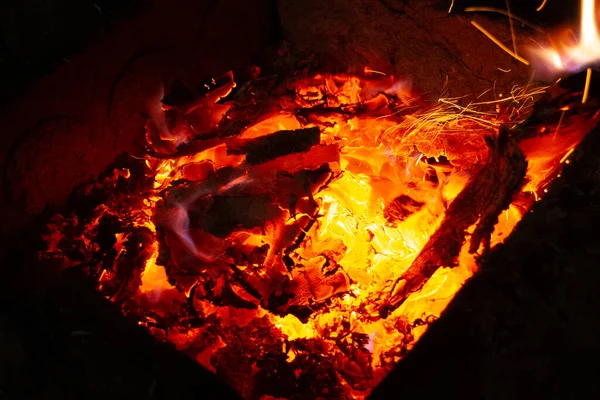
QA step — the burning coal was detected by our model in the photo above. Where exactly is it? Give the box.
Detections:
[38,1,600,392]
[39,65,599,398]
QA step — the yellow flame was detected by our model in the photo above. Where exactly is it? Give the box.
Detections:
[140,248,174,295]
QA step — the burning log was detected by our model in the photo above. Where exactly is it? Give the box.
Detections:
[189,195,284,237]
[247,143,340,177]
[379,127,528,318]
[226,126,321,164]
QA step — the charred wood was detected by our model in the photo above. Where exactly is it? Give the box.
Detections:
[227,127,321,165]
[379,127,527,318]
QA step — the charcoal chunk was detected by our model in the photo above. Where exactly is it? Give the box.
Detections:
[227,127,320,164]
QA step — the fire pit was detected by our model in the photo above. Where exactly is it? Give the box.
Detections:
[2,0,600,399]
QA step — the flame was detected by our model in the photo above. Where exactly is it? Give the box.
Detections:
[530,0,600,74]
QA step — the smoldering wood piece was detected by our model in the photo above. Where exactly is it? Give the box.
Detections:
[145,118,254,159]
[379,127,527,318]
[147,75,286,159]
[176,168,329,237]
[147,122,320,161]
[187,195,284,237]
[161,164,246,208]
[248,143,340,177]
[294,92,402,120]
[226,126,321,164]
[217,75,284,132]
[145,133,222,159]
[223,164,333,207]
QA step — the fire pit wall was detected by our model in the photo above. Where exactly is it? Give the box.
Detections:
[2,0,600,399]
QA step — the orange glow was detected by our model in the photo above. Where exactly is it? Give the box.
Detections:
[132,73,578,394]
[41,68,597,398]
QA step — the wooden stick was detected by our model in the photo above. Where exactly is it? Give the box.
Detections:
[379,127,527,318]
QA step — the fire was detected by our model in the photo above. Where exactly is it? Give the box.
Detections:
[129,73,570,394]
[530,0,600,74]
[40,66,598,398]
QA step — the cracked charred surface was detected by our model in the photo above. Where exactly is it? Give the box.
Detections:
[278,0,529,98]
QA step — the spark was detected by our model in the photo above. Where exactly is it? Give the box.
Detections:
[505,0,518,54]
[560,148,575,164]
[536,0,548,11]
[364,67,387,76]
[471,20,531,65]
[448,0,455,13]
[582,67,593,104]
[415,153,424,166]
[476,88,493,99]
[497,67,512,72]
[553,109,566,140]
[465,7,545,32]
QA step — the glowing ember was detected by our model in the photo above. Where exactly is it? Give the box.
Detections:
[530,0,600,74]
[40,67,598,398]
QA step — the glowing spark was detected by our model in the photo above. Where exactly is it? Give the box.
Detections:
[471,20,531,65]
[505,0,518,54]
[364,67,387,76]
[465,7,545,32]
[582,67,593,104]
[560,148,575,164]
[415,153,424,166]
[448,0,455,13]
[497,67,512,72]
[536,0,548,11]
[553,109,566,140]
